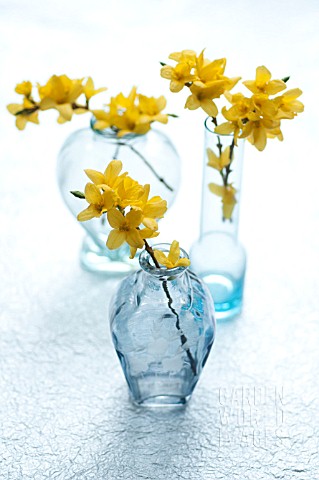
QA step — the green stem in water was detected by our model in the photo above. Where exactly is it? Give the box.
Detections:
[211,116,237,222]
[143,240,197,376]
[127,144,174,193]
[112,141,121,160]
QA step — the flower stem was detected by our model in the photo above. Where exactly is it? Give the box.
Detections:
[15,106,39,116]
[223,138,235,186]
[112,142,121,160]
[143,240,197,376]
[127,144,174,193]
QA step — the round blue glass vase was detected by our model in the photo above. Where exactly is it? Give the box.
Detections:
[57,121,181,274]
[109,244,216,407]
[190,117,246,320]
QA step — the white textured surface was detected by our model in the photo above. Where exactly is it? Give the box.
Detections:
[1,1,319,478]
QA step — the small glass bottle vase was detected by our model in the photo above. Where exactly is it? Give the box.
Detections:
[190,117,246,320]
[57,120,181,274]
[109,244,216,407]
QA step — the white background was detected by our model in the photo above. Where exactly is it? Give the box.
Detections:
[1,3,319,478]
[1,0,318,255]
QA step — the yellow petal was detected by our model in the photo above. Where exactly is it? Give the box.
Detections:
[57,115,68,124]
[84,169,105,185]
[207,148,220,170]
[214,122,235,135]
[107,208,124,229]
[168,240,180,265]
[142,217,158,231]
[242,80,257,94]
[85,183,102,205]
[16,116,28,130]
[77,205,100,222]
[170,80,184,93]
[282,88,303,100]
[129,246,138,259]
[256,66,271,86]
[39,97,56,111]
[208,183,225,197]
[154,250,172,268]
[185,94,200,110]
[175,258,191,268]
[160,66,174,79]
[222,201,236,220]
[56,103,73,121]
[139,228,160,239]
[156,95,167,111]
[200,98,218,117]
[7,103,22,115]
[73,108,88,115]
[152,114,168,124]
[252,126,267,151]
[143,199,167,219]
[126,209,143,228]
[221,146,232,168]
[28,112,39,124]
[101,190,116,211]
[126,229,144,248]
[266,80,286,95]
[104,160,123,185]
[106,229,126,250]
[15,81,32,96]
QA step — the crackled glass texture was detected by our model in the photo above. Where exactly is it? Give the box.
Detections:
[109,246,216,406]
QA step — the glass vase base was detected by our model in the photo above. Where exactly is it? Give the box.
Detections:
[133,394,190,408]
[124,370,196,409]
[80,236,137,275]
[201,273,244,320]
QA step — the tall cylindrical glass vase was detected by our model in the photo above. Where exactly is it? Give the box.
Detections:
[190,117,246,320]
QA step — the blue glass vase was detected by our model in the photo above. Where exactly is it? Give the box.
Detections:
[190,117,246,320]
[57,121,181,274]
[109,244,216,407]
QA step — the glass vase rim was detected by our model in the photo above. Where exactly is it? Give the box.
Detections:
[204,116,233,138]
[139,243,189,279]
[90,116,146,141]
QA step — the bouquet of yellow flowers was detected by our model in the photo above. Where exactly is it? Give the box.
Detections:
[7,74,173,137]
[160,49,304,220]
[71,159,189,268]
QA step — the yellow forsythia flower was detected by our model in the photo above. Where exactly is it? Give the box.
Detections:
[77,183,116,221]
[208,183,237,220]
[83,77,107,101]
[160,63,195,93]
[113,108,152,137]
[138,95,168,124]
[7,97,39,130]
[243,66,286,95]
[133,184,167,231]
[106,208,144,250]
[154,241,191,269]
[84,159,127,191]
[168,50,197,68]
[116,176,146,208]
[129,228,159,259]
[38,74,84,123]
[214,67,304,151]
[161,48,240,117]
[15,81,33,96]
[273,88,304,119]
[207,146,232,171]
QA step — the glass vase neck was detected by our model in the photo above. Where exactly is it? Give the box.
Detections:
[90,117,145,142]
[201,116,245,239]
[139,244,189,281]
